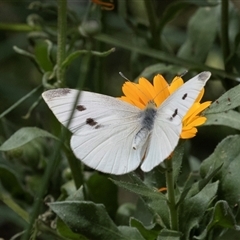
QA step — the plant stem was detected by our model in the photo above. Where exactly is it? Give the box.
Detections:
[64,146,83,189]
[144,0,159,48]
[165,158,178,231]
[94,33,240,82]
[57,0,67,86]
[0,23,40,31]
[21,1,68,239]
[0,85,42,119]
[0,193,29,223]
[221,0,230,65]
[221,0,235,89]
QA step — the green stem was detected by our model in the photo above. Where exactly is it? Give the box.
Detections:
[0,23,39,31]
[37,221,68,240]
[0,193,29,223]
[0,85,42,120]
[21,2,68,239]
[21,141,63,240]
[144,0,159,48]
[57,0,67,86]
[64,146,83,189]
[94,33,240,82]
[64,50,92,191]
[221,0,230,65]
[165,158,178,231]
[221,0,235,90]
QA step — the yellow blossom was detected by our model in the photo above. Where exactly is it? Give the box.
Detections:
[119,74,211,139]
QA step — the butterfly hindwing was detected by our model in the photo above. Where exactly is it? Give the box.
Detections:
[42,89,144,174]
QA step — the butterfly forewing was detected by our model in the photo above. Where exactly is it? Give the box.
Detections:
[42,89,144,174]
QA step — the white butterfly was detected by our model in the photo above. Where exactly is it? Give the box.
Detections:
[42,71,211,175]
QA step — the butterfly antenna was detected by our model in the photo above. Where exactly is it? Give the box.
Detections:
[178,69,188,78]
[119,72,150,99]
[119,72,131,82]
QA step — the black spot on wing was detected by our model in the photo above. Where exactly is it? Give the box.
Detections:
[86,118,98,126]
[182,93,187,100]
[170,109,178,121]
[76,105,86,111]
[172,109,178,118]
[95,124,102,129]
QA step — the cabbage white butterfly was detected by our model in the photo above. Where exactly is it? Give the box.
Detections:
[42,71,211,175]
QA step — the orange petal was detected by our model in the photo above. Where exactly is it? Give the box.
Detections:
[138,77,156,100]
[183,103,200,122]
[195,88,204,103]
[169,76,184,94]
[192,101,212,116]
[186,117,207,128]
[153,74,170,107]
[122,82,148,107]
[181,128,198,139]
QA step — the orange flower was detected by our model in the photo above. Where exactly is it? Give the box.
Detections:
[91,0,114,10]
[119,74,211,139]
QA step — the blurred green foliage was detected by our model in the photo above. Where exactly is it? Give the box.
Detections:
[1,0,240,239]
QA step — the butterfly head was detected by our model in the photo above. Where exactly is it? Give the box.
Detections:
[146,100,157,110]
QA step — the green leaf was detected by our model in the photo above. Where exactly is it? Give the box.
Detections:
[13,45,44,73]
[200,135,240,204]
[112,174,168,227]
[34,40,53,72]
[177,6,218,62]
[158,0,218,34]
[177,163,222,206]
[0,127,59,151]
[61,48,115,70]
[111,178,166,201]
[204,84,240,114]
[49,201,125,240]
[130,218,159,240]
[66,185,85,201]
[116,203,136,225]
[147,198,169,229]
[134,197,158,227]
[134,63,186,82]
[0,165,32,202]
[61,180,77,199]
[178,181,219,239]
[118,226,145,240]
[208,200,240,230]
[200,136,236,179]
[203,135,240,205]
[144,164,166,191]
[87,173,118,218]
[157,229,182,240]
[195,200,240,240]
[57,218,88,240]
[204,110,240,130]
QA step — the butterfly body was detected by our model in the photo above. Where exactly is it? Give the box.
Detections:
[133,101,157,150]
[42,71,211,175]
